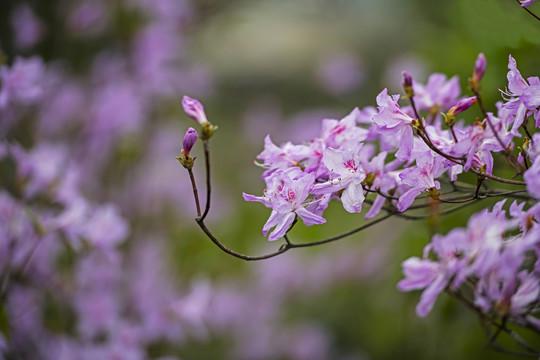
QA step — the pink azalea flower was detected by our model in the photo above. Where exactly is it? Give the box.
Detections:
[501,55,540,131]
[243,168,325,241]
[397,151,444,212]
[312,146,367,213]
[373,89,415,160]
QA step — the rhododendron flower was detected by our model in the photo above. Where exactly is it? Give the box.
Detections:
[243,168,325,241]
[397,257,448,317]
[257,135,312,172]
[320,107,368,149]
[312,146,367,213]
[373,89,415,160]
[0,56,45,108]
[502,55,540,131]
[413,73,461,112]
[397,151,443,212]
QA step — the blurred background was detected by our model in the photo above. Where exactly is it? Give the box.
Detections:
[1,0,540,359]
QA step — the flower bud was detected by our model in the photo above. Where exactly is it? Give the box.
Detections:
[182,127,198,157]
[443,97,477,128]
[472,53,486,84]
[182,96,208,124]
[448,96,477,117]
[402,71,414,98]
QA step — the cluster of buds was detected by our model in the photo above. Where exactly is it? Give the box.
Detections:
[177,95,219,169]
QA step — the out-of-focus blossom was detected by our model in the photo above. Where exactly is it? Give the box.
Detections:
[0,57,45,108]
[316,52,364,96]
[413,73,461,112]
[67,1,108,35]
[79,204,129,250]
[10,4,44,48]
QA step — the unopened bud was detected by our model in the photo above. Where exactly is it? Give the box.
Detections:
[449,96,477,116]
[443,97,476,127]
[402,71,414,98]
[182,127,198,157]
[182,96,208,125]
[470,53,486,93]
[473,53,486,83]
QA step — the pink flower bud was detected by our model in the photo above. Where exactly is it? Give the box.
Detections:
[448,96,477,116]
[402,71,413,88]
[182,127,198,156]
[402,71,414,98]
[182,96,208,124]
[473,53,486,83]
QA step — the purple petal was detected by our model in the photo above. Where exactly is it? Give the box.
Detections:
[395,126,414,161]
[341,182,365,213]
[295,207,326,226]
[522,85,540,110]
[416,274,447,317]
[364,194,385,219]
[507,55,528,96]
[262,210,282,236]
[267,212,296,241]
[397,187,423,212]
[397,257,440,291]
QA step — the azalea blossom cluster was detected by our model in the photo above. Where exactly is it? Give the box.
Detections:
[181,52,540,348]
[399,199,540,323]
[237,54,537,238]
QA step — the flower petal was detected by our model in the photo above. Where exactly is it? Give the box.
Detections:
[295,207,326,226]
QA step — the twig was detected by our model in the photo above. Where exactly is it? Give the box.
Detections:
[200,140,211,221]
[188,168,201,218]
[194,213,394,260]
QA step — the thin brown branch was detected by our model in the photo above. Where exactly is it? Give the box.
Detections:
[188,168,201,218]
[200,140,211,221]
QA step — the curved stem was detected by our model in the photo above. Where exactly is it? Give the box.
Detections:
[200,140,212,221]
[196,218,290,261]
[194,213,394,260]
[469,167,526,186]
[288,214,393,248]
[188,168,201,218]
